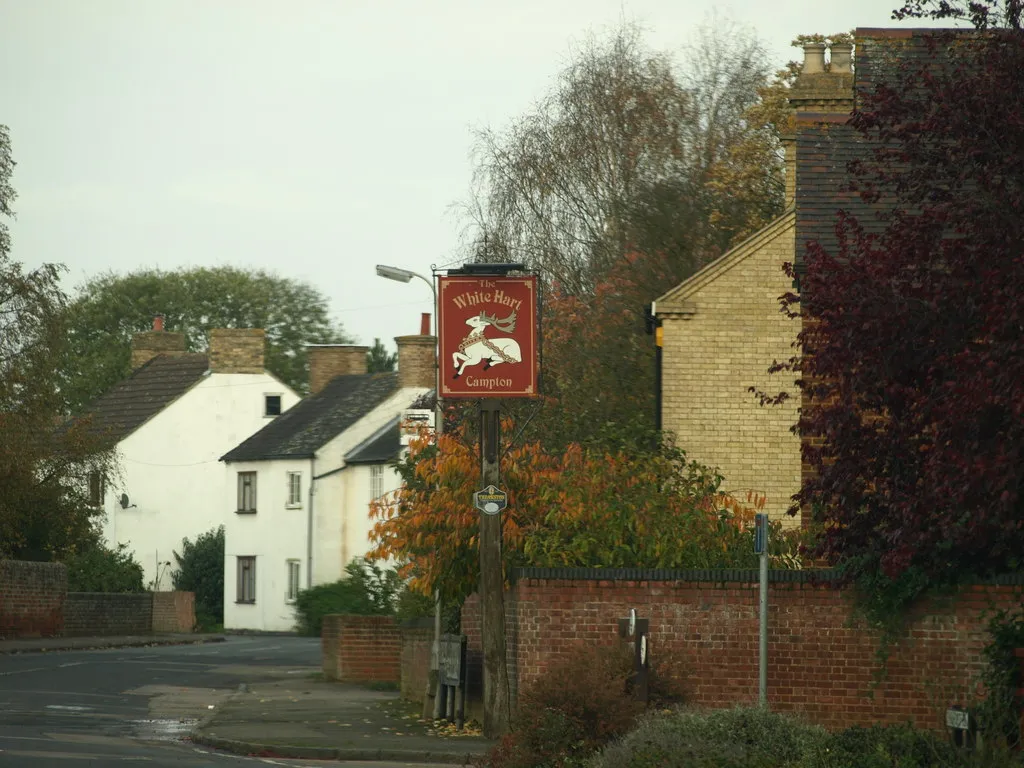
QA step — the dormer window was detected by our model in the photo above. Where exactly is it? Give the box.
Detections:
[264,394,282,417]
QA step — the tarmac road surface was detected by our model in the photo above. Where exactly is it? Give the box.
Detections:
[0,635,444,767]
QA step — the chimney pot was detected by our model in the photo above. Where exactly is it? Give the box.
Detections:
[131,325,186,369]
[395,333,437,391]
[153,315,164,332]
[802,42,827,74]
[420,313,431,336]
[208,329,266,374]
[307,345,369,394]
[829,43,853,74]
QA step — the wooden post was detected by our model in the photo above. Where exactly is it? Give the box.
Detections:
[479,401,511,737]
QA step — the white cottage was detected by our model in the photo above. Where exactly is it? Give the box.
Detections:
[219,326,435,632]
[82,322,300,589]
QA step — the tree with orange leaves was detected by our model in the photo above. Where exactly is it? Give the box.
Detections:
[369,419,803,604]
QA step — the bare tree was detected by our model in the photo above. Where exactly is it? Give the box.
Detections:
[463,19,779,295]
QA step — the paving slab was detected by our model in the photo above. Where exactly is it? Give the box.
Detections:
[192,676,493,764]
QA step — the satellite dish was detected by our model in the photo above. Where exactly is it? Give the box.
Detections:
[120,493,137,510]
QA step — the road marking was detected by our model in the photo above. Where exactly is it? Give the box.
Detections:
[0,667,45,676]
[0,749,153,760]
[58,661,85,668]
[45,704,94,711]
[0,688,130,699]
[109,661,215,669]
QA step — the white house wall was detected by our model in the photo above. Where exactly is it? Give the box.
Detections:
[309,387,428,585]
[220,385,427,632]
[223,457,310,632]
[101,372,300,590]
[342,463,402,571]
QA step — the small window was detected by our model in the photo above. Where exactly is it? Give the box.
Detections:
[286,472,302,508]
[236,556,256,603]
[237,472,257,513]
[370,464,384,501]
[264,394,282,417]
[87,471,104,507]
[286,559,301,602]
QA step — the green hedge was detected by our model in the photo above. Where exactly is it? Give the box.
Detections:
[590,707,1023,768]
[64,542,145,593]
[293,558,399,636]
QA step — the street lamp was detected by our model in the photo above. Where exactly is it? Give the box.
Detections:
[375,264,436,335]
[375,261,442,719]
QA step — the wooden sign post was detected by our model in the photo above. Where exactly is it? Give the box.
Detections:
[437,266,540,738]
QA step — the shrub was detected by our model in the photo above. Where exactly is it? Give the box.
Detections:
[590,706,828,768]
[977,610,1024,751]
[294,558,399,636]
[481,643,646,768]
[811,722,1024,768]
[172,526,224,629]
[395,584,436,624]
[592,710,1024,768]
[807,723,950,768]
[64,542,145,593]
[647,655,687,708]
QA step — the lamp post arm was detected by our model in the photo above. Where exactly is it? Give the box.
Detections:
[409,272,436,302]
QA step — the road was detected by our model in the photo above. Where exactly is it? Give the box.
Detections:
[0,636,381,767]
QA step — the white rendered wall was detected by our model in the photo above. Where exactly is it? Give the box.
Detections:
[342,463,402,570]
[101,372,299,590]
[222,458,311,632]
[310,387,428,585]
[220,385,428,631]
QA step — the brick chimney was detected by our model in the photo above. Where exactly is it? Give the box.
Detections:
[396,313,436,390]
[308,344,369,394]
[131,315,186,369]
[208,329,265,374]
[782,41,856,204]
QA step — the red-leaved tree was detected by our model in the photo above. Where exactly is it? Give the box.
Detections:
[781,26,1024,597]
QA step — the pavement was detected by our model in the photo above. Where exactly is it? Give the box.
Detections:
[0,633,494,765]
[191,676,493,764]
[0,633,227,654]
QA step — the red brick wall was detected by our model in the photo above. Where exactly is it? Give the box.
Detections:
[64,593,152,636]
[0,560,67,639]
[463,570,1024,731]
[322,614,401,683]
[152,591,195,633]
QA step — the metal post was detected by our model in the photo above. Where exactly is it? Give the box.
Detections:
[428,313,444,721]
[759,519,769,708]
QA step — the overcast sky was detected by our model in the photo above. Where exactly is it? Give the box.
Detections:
[2,0,925,350]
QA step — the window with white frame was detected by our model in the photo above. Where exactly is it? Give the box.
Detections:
[286,472,302,508]
[286,559,301,602]
[236,556,256,603]
[370,464,384,501]
[237,472,257,513]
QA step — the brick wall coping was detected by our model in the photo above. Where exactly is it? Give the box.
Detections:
[511,567,1024,586]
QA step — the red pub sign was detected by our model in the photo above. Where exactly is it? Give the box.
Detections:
[437,274,539,399]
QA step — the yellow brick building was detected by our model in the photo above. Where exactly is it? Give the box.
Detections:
[653,212,800,522]
[653,38,857,524]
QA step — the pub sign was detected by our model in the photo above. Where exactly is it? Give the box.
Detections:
[437,274,539,399]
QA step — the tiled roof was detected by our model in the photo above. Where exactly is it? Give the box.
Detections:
[795,30,956,268]
[795,115,876,263]
[221,372,400,462]
[345,416,400,465]
[77,354,209,444]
